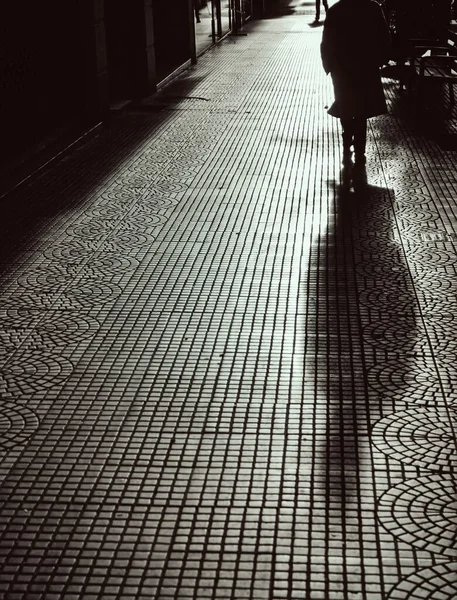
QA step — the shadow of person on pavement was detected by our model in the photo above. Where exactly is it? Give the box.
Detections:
[319,166,419,491]
[301,165,420,588]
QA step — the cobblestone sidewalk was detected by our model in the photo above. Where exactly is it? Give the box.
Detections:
[0,2,456,599]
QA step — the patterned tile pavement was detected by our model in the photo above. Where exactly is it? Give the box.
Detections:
[0,1,457,598]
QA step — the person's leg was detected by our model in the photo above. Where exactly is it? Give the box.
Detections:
[315,0,321,21]
[340,118,355,157]
[353,118,367,163]
[323,0,329,12]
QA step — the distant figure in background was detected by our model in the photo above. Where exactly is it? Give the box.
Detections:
[194,0,201,23]
[321,0,390,165]
[315,0,329,23]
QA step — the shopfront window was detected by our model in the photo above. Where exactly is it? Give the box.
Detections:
[194,0,234,54]
[220,0,231,36]
[194,1,212,55]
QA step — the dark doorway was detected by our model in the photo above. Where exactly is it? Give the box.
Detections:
[0,2,83,164]
[152,0,194,83]
[104,1,139,105]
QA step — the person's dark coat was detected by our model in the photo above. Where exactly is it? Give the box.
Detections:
[321,0,390,118]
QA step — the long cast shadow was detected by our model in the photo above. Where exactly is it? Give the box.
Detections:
[302,163,420,591]
[318,166,418,494]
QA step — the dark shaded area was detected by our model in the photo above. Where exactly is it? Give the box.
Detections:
[386,0,453,62]
[0,2,84,165]
[384,72,457,149]
[0,72,204,280]
[264,0,312,18]
[105,1,142,104]
[129,76,208,112]
[153,0,193,82]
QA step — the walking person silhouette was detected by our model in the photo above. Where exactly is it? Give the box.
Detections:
[314,0,329,23]
[321,0,390,165]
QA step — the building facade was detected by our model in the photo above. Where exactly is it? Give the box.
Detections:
[0,0,267,171]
